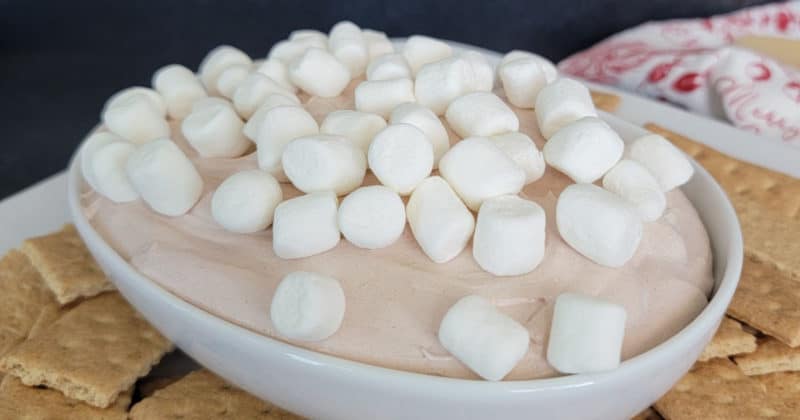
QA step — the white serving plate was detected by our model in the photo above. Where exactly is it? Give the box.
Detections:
[68,108,743,419]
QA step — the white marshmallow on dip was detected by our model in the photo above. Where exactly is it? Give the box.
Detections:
[438,137,525,211]
[406,176,475,263]
[181,99,250,158]
[198,45,252,96]
[270,271,346,342]
[472,195,546,276]
[282,135,367,196]
[547,293,627,374]
[211,169,283,234]
[556,183,643,268]
[438,295,530,381]
[125,138,204,217]
[101,88,170,145]
[368,124,434,195]
[152,64,208,119]
[272,192,340,259]
[90,141,140,203]
[628,134,695,192]
[338,185,406,250]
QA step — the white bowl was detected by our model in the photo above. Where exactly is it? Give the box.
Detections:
[69,106,741,420]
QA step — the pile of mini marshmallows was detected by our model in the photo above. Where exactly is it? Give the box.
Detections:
[81,21,696,381]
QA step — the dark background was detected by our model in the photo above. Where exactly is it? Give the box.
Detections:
[0,0,772,199]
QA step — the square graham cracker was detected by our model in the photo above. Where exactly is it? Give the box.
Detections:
[0,375,131,420]
[645,123,800,280]
[755,371,800,414]
[590,90,621,113]
[728,257,800,347]
[21,224,114,305]
[654,358,786,419]
[735,337,800,376]
[0,292,172,408]
[0,250,57,359]
[698,317,757,362]
[129,369,301,420]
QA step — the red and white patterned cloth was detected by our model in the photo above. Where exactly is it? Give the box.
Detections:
[559,1,800,146]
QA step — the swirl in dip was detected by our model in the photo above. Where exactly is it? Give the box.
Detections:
[82,79,713,380]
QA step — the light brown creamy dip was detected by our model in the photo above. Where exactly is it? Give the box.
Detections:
[83,80,713,379]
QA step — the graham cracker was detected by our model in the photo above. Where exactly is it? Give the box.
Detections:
[754,371,800,414]
[735,337,800,376]
[590,90,621,113]
[645,123,800,280]
[129,369,301,420]
[654,358,785,419]
[21,224,114,305]
[27,305,68,340]
[697,317,757,361]
[0,250,56,359]
[0,375,131,420]
[0,292,172,408]
[631,407,663,420]
[727,257,800,347]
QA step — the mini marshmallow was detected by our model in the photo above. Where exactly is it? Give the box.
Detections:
[91,141,139,203]
[152,64,208,119]
[535,78,598,139]
[438,137,526,211]
[406,176,475,263]
[255,106,319,178]
[363,29,394,59]
[243,94,302,141]
[459,50,494,92]
[272,192,340,259]
[366,53,412,81]
[543,116,623,183]
[198,45,252,96]
[473,195,546,276]
[126,139,204,216]
[628,134,694,192]
[414,57,471,115]
[546,293,627,374]
[338,185,406,249]
[498,57,548,109]
[489,132,545,184]
[282,135,367,195]
[81,131,124,191]
[445,92,519,138]
[328,21,369,77]
[556,183,643,267]
[602,159,666,222]
[368,124,434,195]
[389,102,450,166]
[403,35,452,75]
[181,100,250,158]
[255,59,296,92]
[211,169,283,233]
[289,48,352,98]
[270,271,346,342]
[233,72,297,119]
[215,64,251,99]
[102,91,170,144]
[320,110,387,153]
[501,50,558,83]
[104,87,166,117]
[354,78,416,118]
[438,295,530,381]
[268,40,307,64]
